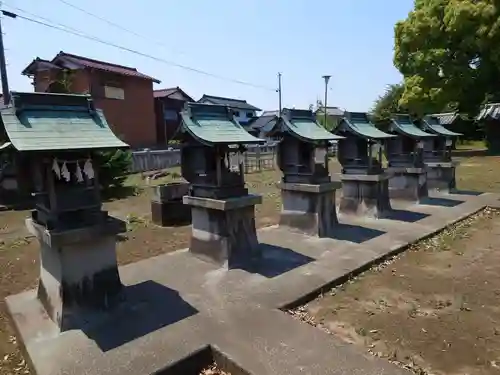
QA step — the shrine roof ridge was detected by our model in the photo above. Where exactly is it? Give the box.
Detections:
[422,115,462,137]
[389,113,435,139]
[179,102,264,146]
[0,91,129,152]
[278,108,343,143]
[336,111,395,140]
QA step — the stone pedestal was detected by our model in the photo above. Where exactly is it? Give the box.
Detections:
[426,162,457,193]
[183,194,262,268]
[26,217,126,332]
[339,173,392,218]
[278,181,341,237]
[387,167,428,202]
[151,182,191,226]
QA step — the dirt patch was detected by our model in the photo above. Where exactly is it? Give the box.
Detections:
[290,208,500,375]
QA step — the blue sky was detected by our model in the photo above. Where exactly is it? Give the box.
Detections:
[2,0,413,112]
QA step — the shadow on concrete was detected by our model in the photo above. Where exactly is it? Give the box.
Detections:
[239,244,314,279]
[81,280,198,352]
[331,223,385,244]
[420,197,463,207]
[385,209,429,223]
[450,189,483,196]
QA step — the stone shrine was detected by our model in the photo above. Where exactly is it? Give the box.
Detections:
[151,182,191,226]
[178,102,264,268]
[1,91,128,331]
[262,108,343,237]
[385,114,436,202]
[420,115,462,192]
[333,111,395,218]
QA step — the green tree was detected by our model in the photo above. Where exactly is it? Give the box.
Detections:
[394,0,500,116]
[314,100,338,130]
[371,83,406,123]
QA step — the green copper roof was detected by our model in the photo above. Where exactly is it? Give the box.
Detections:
[179,102,264,146]
[336,111,395,139]
[280,108,343,143]
[422,115,462,137]
[389,114,435,138]
[0,92,128,151]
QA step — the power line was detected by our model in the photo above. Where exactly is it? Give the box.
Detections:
[55,0,168,48]
[1,5,275,91]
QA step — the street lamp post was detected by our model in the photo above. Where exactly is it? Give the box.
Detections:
[322,75,331,129]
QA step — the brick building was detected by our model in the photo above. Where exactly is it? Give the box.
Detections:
[153,87,193,144]
[21,51,160,148]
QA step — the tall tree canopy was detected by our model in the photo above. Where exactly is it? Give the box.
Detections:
[371,83,406,123]
[394,0,500,116]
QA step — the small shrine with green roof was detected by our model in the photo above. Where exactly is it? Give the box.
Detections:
[178,102,264,267]
[421,115,462,163]
[261,108,343,237]
[384,114,436,202]
[0,91,128,331]
[420,115,462,192]
[332,111,394,218]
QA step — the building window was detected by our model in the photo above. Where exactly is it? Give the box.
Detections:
[164,109,178,121]
[246,112,254,118]
[233,110,240,117]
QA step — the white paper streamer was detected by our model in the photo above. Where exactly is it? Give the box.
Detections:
[83,159,94,180]
[52,159,61,179]
[61,162,70,182]
[75,162,84,182]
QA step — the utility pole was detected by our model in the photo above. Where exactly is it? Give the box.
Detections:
[0,5,11,105]
[322,75,331,129]
[277,72,282,114]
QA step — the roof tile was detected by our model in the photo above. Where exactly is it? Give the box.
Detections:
[198,94,261,111]
[54,52,160,83]
[1,91,128,151]
[180,103,263,145]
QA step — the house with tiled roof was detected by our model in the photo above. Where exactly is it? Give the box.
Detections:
[153,87,194,143]
[22,51,160,148]
[315,106,345,130]
[197,94,261,126]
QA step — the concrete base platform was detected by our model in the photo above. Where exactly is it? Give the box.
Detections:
[426,162,457,193]
[278,181,341,237]
[183,194,262,268]
[339,172,392,218]
[7,191,500,375]
[387,167,428,203]
[151,200,191,226]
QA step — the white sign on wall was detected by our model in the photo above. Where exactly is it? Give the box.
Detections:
[104,86,125,100]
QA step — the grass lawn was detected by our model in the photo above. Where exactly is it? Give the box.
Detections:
[0,149,498,374]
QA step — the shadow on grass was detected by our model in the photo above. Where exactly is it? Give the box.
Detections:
[0,193,34,211]
[452,149,488,157]
[81,280,198,352]
[102,185,142,202]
